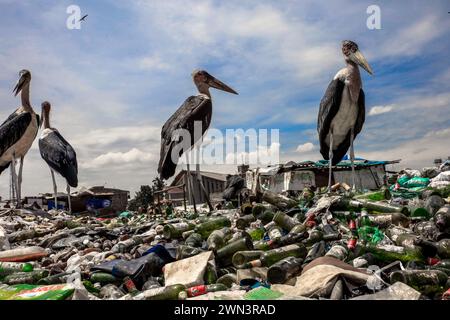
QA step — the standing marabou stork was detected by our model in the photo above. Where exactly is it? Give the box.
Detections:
[158,70,238,212]
[39,101,78,212]
[0,70,40,207]
[317,40,373,191]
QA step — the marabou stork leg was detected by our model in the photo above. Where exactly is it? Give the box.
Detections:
[185,153,197,213]
[327,132,334,193]
[350,127,356,191]
[195,148,213,213]
[11,153,19,208]
[66,184,72,213]
[50,169,58,210]
[17,156,24,208]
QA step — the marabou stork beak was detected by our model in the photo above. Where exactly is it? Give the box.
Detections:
[207,74,238,95]
[13,74,27,96]
[351,50,373,75]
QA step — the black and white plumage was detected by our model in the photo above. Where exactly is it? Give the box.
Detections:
[317,41,373,191]
[158,95,212,180]
[158,70,237,212]
[318,79,365,165]
[0,70,39,207]
[158,70,237,180]
[39,101,78,212]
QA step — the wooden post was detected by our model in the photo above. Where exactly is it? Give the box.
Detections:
[183,183,187,211]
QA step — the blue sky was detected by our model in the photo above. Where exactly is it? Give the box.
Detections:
[0,0,449,197]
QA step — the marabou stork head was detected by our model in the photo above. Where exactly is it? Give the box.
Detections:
[191,70,238,95]
[13,69,32,96]
[342,41,373,75]
[40,101,51,129]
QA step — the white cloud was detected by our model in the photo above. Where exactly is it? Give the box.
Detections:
[81,148,157,169]
[138,55,171,71]
[296,142,315,153]
[369,105,394,116]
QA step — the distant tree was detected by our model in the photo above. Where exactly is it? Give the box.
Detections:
[127,185,154,211]
[152,177,166,193]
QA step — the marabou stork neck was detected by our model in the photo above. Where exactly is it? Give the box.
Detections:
[317,40,373,192]
[158,70,238,212]
[39,101,78,213]
[0,69,39,208]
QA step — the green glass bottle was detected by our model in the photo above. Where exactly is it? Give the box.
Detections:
[90,272,119,284]
[434,206,450,232]
[289,223,307,235]
[436,239,450,259]
[258,210,275,225]
[390,270,448,288]
[364,245,424,264]
[37,272,71,285]
[368,212,410,228]
[247,227,265,241]
[185,232,203,248]
[395,234,437,258]
[4,270,49,285]
[252,204,266,218]
[175,245,204,260]
[203,262,218,285]
[235,214,256,229]
[269,232,308,249]
[206,227,232,251]
[253,240,271,251]
[163,222,195,239]
[195,217,231,239]
[267,225,283,241]
[232,250,264,268]
[325,244,348,261]
[304,241,326,264]
[345,199,409,215]
[246,244,307,268]
[216,237,254,266]
[216,273,238,288]
[0,262,34,276]
[273,211,299,232]
[267,256,303,284]
[358,208,371,227]
[139,284,187,300]
[302,229,324,247]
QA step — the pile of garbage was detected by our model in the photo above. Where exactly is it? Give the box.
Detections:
[1,166,450,300]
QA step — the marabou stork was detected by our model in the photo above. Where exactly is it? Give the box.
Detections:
[317,40,373,191]
[39,101,78,212]
[0,70,40,207]
[158,70,238,212]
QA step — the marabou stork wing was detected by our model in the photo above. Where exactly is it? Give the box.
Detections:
[0,112,32,173]
[39,130,78,187]
[318,79,345,162]
[158,95,212,180]
[323,88,366,166]
[354,89,365,136]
